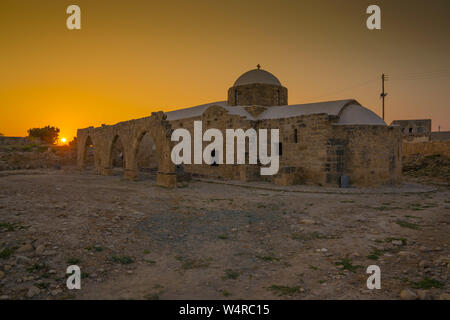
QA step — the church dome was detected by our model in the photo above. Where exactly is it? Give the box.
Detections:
[228,66,287,106]
[233,67,282,87]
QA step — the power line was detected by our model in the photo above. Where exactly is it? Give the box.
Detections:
[390,72,450,81]
[389,67,450,81]
[310,77,378,100]
[310,66,450,101]
[391,67,450,77]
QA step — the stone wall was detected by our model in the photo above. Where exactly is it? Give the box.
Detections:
[402,134,430,143]
[169,108,335,185]
[430,131,450,141]
[0,145,76,171]
[169,105,254,180]
[0,136,33,145]
[402,140,450,158]
[256,114,332,185]
[329,125,402,187]
[169,108,402,187]
[78,106,402,188]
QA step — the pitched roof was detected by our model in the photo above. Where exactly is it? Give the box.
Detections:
[164,99,386,125]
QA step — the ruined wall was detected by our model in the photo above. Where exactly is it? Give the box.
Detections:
[0,136,33,145]
[329,125,402,187]
[402,134,430,143]
[430,131,450,141]
[77,112,176,187]
[402,140,450,158]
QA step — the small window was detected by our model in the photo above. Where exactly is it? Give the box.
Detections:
[408,128,413,133]
[234,90,239,105]
[278,142,283,156]
[294,129,298,143]
[210,149,218,166]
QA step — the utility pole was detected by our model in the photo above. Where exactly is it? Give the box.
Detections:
[381,73,388,120]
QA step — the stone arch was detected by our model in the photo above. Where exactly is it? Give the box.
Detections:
[78,134,96,168]
[82,135,95,167]
[107,134,127,173]
[133,130,152,157]
[124,114,176,185]
[144,112,176,187]
[77,111,176,187]
[136,131,158,171]
[124,129,156,180]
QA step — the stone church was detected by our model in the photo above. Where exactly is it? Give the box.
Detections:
[77,66,402,187]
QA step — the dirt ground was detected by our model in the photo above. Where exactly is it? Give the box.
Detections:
[0,168,449,300]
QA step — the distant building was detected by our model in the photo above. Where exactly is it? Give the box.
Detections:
[391,119,449,142]
[392,118,450,159]
[391,119,431,135]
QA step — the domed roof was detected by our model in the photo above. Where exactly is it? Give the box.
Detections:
[233,67,282,86]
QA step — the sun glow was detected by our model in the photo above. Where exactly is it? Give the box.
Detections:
[61,137,67,144]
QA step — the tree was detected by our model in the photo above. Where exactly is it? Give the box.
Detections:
[0,132,3,136]
[68,137,77,149]
[27,126,60,145]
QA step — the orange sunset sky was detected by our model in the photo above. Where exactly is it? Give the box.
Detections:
[1,0,449,141]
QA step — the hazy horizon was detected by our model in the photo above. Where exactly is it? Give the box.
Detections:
[1,0,449,141]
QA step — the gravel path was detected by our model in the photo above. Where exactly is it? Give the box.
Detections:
[0,168,448,300]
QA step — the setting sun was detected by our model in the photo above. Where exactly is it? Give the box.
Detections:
[61,137,67,144]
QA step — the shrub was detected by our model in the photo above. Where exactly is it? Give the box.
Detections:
[27,126,60,145]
